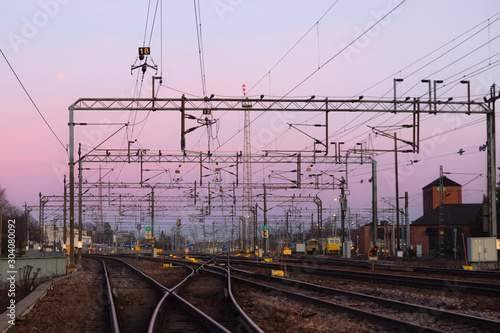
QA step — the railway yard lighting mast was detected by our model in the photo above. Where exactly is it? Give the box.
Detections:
[433,80,444,114]
[394,78,403,112]
[421,79,432,113]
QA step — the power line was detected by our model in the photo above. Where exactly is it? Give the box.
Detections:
[194,0,207,97]
[1,49,67,152]
[147,0,161,47]
[143,0,152,47]
[325,13,500,157]
[358,11,500,97]
[284,0,407,97]
[247,0,341,95]
[215,1,406,154]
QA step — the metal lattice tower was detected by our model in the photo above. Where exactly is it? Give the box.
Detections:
[242,85,253,251]
[97,165,103,231]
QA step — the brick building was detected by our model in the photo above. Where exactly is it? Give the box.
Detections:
[411,177,481,257]
[350,176,482,257]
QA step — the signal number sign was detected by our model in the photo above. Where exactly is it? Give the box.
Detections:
[139,47,151,56]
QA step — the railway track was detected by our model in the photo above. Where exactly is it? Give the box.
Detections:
[227,265,500,332]
[83,259,114,333]
[102,257,164,333]
[95,256,262,332]
[174,269,244,331]
[291,255,500,280]
[199,259,433,332]
[225,258,500,297]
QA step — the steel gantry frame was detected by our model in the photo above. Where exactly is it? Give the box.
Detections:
[68,96,496,267]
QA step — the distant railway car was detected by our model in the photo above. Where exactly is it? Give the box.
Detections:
[323,237,341,255]
[306,239,319,254]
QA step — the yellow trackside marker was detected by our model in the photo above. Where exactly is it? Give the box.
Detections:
[271,270,284,276]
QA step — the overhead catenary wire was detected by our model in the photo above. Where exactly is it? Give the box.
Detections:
[328,12,500,154]
[284,0,407,98]
[142,0,152,47]
[73,3,496,226]
[147,0,161,48]
[398,32,500,99]
[247,0,340,95]
[194,0,207,97]
[357,11,500,97]
[1,49,67,152]
[214,1,406,155]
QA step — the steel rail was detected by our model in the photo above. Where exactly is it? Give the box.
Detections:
[100,256,229,333]
[128,255,248,333]
[99,258,121,333]
[229,265,500,332]
[291,256,500,280]
[135,254,264,332]
[227,259,500,297]
[200,259,265,333]
[227,269,442,332]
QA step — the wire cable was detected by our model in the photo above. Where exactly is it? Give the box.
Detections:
[1,49,67,152]
[143,0,152,47]
[284,0,406,98]
[194,0,207,97]
[147,0,161,47]
[247,0,340,95]
[357,11,500,97]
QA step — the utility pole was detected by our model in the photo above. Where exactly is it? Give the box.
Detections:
[314,196,322,253]
[242,85,253,253]
[340,180,347,256]
[176,219,181,252]
[439,166,445,259]
[252,203,258,252]
[310,214,314,238]
[241,216,246,252]
[63,175,67,250]
[181,94,186,151]
[285,210,289,247]
[485,84,499,237]
[334,215,337,237]
[69,105,75,268]
[78,146,83,262]
[151,187,155,248]
[24,203,31,249]
[0,206,2,256]
[263,183,268,254]
[405,191,409,254]
[233,181,236,251]
[394,133,401,251]
[39,192,44,251]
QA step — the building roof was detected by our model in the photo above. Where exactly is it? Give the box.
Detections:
[412,203,481,226]
[422,176,461,189]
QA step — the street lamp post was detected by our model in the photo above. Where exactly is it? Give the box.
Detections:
[394,78,404,113]
[433,80,444,114]
[421,79,432,113]
[460,80,471,114]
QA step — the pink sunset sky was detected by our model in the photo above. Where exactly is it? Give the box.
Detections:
[1,0,499,230]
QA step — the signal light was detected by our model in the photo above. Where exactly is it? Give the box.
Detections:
[369,247,378,257]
